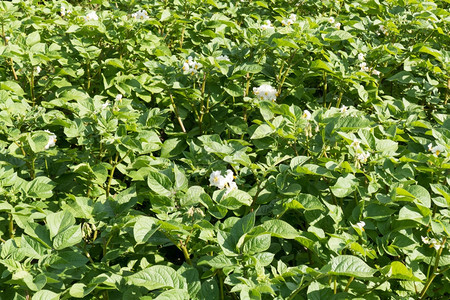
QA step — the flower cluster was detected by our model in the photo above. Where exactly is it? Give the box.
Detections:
[359,61,381,76]
[378,25,389,35]
[428,143,445,157]
[182,56,202,75]
[281,14,297,26]
[84,11,98,21]
[44,130,57,150]
[422,236,445,250]
[60,6,72,17]
[210,170,237,195]
[132,10,149,20]
[253,84,278,102]
[261,20,274,30]
[216,55,230,62]
[350,138,370,164]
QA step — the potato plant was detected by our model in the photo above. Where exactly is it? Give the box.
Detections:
[0,0,449,299]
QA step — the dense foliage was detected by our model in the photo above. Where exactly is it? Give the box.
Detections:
[0,0,449,299]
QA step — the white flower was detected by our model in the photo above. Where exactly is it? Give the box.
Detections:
[35,66,41,75]
[356,221,365,231]
[334,22,341,29]
[216,55,230,62]
[210,170,238,194]
[261,20,274,30]
[225,181,238,196]
[44,130,57,150]
[429,144,445,157]
[423,237,445,250]
[302,110,312,120]
[359,62,370,72]
[372,69,381,76]
[358,53,365,61]
[281,14,296,27]
[115,94,123,102]
[210,171,226,189]
[5,36,10,43]
[422,236,431,244]
[182,56,202,75]
[356,151,370,163]
[253,84,278,102]
[350,138,360,150]
[340,105,348,113]
[132,10,149,20]
[60,6,71,16]
[102,101,110,109]
[328,16,335,24]
[84,11,98,21]
[379,25,388,35]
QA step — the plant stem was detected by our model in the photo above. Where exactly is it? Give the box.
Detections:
[105,151,130,198]
[419,237,447,299]
[180,242,192,265]
[169,93,186,133]
[9,213,14,239]
[288,275,326,300]
[344,276,354,292]
[323,71,327,107]
[218,270,225,300]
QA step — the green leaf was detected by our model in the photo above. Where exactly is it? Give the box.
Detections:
[376,139,398,155]
[321,255,376,278]
[46,211,76,239]
[26,31,41,47]
[293,194,325,211]
[242,234,271,254]
[330,174,358,198]
[161,138,187,158]
[295,164,334,178]
[127,265,187,291]
[221,190,253,209]
[251,124,274,139]
[69,283,97,298]
[31,290,59,300]
[261,219,299,239]
[310,60,333,73]
[198,254,235,269]
[387,261,420,281]
[396,185,431,208]
[154,289,188,300]
[198,278,220,300]
[224,83,244,97]
[324,30,353,41]
[134,216,160,244]
[147,170,172,197]
[52,225,82,250]
[26,177,54,199]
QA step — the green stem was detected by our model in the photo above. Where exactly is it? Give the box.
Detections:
[169,93,186,133]
[30,72,35,106]
[9,213,14,239]
[288,275,326,300]
[344,276,354,292]
[180,242,192,265]
[419,237,447,299]
[323,71,328,107]
[105,151,130,198]
[218,270,225,300]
